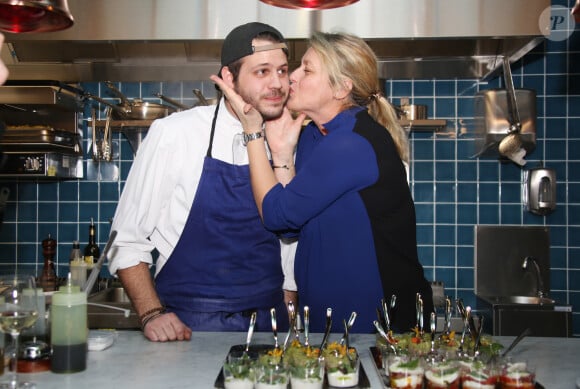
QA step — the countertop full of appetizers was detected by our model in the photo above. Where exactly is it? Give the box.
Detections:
[12,330,580,389]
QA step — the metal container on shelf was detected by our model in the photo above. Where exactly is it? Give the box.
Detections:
[473,88,537,159]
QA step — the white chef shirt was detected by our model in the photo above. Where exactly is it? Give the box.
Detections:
[108,98,297,291]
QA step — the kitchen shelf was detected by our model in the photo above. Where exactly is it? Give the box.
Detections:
[93,119,448,138]
[94,119,154,129]
[397,119,447,132]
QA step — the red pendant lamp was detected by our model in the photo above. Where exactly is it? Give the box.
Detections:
[259,0,359,10]
[0,0,73,33]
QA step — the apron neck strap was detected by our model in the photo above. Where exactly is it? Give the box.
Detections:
[206,102,221,158]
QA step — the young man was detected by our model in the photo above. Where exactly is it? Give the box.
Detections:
[108,22,296,342]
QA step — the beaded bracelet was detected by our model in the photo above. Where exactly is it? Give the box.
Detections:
[139,306,166,329]
[141,311,166,330]
[139,306,166,321]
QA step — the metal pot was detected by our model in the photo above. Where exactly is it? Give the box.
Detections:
[395,99,428,120]
[155,89,217,111]
[85,81,175,120]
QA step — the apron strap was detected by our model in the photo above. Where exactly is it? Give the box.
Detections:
[206,102,221,158]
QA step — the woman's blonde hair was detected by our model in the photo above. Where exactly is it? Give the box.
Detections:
[308,31,409,163]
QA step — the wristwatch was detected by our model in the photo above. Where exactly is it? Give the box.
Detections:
[243,131,264,146]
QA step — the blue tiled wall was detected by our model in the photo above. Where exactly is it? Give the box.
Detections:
[1,1,579,335]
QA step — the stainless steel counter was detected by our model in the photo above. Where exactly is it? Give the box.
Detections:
[16,331,580,388]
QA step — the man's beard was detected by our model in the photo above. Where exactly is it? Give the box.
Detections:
[235,87,287,121]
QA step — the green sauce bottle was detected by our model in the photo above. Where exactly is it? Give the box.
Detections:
[50,273,87,373]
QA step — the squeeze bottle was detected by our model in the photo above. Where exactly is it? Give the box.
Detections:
[50,273,87,373]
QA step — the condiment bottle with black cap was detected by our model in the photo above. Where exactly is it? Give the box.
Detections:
[50,273,87,373]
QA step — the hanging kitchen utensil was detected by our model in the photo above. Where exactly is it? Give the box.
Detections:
[193,89,217,106]
[101,107,112,161]
[84,82,176,120]
[91,108,99,161]
[497,57,527,166]
[154,93,189,111]
[155,89,217,111]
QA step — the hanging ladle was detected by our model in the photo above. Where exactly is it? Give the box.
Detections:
[498,56,526,165]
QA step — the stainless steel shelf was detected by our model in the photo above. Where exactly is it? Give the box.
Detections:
[94,119,448,134]
[94,119,153,129]
[398,119,447,131]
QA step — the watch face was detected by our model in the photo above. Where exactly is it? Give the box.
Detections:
[243,131,263,145]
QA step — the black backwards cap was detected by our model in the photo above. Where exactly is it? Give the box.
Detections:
[220,22,288,68]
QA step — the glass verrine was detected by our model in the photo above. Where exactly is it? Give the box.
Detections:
[387,354,425,389]
[254,348,287,389]
[0,275,39,389]
[499,359,535,389]
[460,359,499,389]
[223,351,255,389]
[424,359,461,389]
[289,354,324,389]
[255,361,287,389]
[324,345,360,387]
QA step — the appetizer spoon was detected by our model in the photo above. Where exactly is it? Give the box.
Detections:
[340,311,357,345]
[425,312,439,363]
[283,301,295,351]
[381,298,391,333]
[388,295,396,329]
[501,327,532,358]
[303,306,310,348]
[319,308,333,350]
[474,315,484,355]
[376,307,387,331]
[245,311,257,355]
[270,308,279,349]
[444,297,452,335]
[374,320,397,354]
[430,311,436,352]
[419,296,424,334]
[458,308,470,357]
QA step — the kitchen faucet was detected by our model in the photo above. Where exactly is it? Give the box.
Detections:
[521,256,545,298]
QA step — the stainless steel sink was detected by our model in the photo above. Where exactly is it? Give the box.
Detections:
[485,295,556,305]
[88,287,140,329]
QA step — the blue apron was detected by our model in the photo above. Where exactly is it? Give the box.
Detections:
[155,103,287,331]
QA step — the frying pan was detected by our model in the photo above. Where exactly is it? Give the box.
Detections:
[85,81,175,120]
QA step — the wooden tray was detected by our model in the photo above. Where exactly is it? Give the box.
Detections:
[215,344,370,388]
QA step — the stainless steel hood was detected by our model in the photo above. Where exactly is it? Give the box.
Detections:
[1,0,550,82]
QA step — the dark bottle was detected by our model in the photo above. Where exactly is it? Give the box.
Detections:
[39,234,57,292]
[83,218,100,266]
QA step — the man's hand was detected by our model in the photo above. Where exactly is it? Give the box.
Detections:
[142,312,192,342]
[117,263,192,342]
